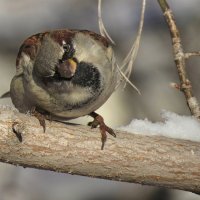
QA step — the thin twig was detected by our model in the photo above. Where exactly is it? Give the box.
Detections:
[0,107,200,194]
[98,0,115,45]
[185,52,200,59]
[158,0,200,119]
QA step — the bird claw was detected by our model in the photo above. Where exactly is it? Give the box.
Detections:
[88,112,116,150]
[88,119,99,128]
[99,123,116,150]
[30,107,50,132]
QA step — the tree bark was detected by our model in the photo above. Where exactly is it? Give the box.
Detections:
[0,107,200,194]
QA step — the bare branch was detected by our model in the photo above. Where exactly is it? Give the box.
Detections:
[0,107,200,194]
[185,52,200,59]
[158,0,200,119]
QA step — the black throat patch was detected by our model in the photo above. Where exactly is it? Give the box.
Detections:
[71,62,101,92]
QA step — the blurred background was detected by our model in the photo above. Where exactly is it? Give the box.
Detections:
[0,0,200,199]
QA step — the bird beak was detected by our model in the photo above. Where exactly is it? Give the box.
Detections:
[57,58,77,78]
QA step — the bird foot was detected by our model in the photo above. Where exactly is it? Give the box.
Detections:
[30,107,51,132]
[88,112,116,150]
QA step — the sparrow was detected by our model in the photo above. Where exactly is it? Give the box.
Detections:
[1,0,146,150]
[9,29,119,149]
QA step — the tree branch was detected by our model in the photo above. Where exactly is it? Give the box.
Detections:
[185,52,200,59]
[158,0,200,119]
[0,107,200,194]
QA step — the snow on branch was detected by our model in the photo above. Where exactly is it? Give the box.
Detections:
[120,110,200,142]
[0,106,200,195]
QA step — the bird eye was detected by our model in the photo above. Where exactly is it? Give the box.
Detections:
[63,44,71,52]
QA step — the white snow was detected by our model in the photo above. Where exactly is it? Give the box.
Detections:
[119,110,200,142]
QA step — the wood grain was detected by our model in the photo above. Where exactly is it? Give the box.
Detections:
[0,107,199,194]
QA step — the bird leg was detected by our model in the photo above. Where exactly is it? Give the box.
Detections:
[12,107,51,142]
[88,112,116,150]
[30,107,51,132]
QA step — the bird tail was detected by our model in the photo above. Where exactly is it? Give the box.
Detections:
[1,91,10,98]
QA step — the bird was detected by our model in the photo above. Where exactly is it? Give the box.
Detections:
[1,0,146,150]
[9,29,118,150]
